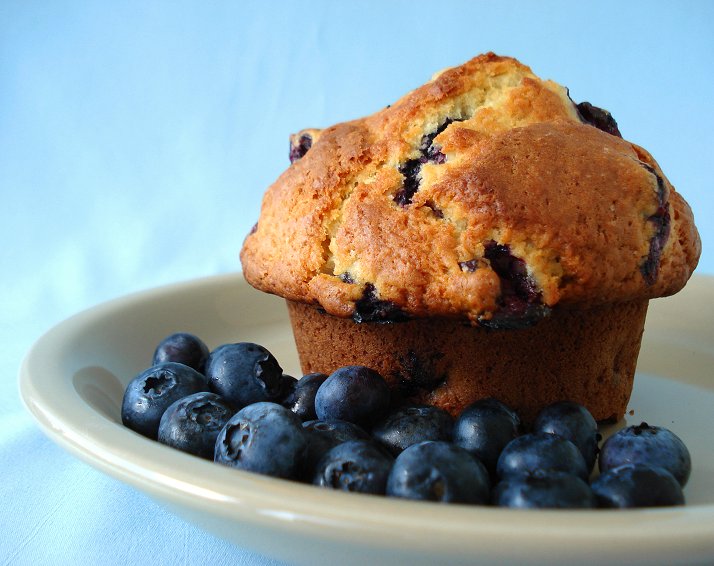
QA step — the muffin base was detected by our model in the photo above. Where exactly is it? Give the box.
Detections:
[286,300,649,423]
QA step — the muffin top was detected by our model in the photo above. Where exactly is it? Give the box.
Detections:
[240,53,700,328]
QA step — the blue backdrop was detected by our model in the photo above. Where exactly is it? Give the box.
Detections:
[2,1,712,564]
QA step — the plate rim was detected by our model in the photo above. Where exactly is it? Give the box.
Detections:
[18,272,714,563]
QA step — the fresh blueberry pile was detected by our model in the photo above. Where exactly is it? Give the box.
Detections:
[121,333,692,509]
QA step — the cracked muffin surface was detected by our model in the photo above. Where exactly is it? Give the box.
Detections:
[240,53,700,327]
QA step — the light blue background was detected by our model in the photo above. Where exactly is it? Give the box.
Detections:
[2,2,712,564]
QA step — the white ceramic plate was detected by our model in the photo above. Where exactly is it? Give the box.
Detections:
[19,273,714,565]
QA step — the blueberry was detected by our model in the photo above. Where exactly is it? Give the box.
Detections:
[313,440,394,495]
[639,164,670,286]
[121,362,207,439]
[205,343,283,409]
[274,374,299,406]
[152,332,210,374]
[393,118,460,206]
[283,373,328,421]
[591,464,684,508]
[484,242,541,304]
[214,402,307,479]
[599,422,691,486]
[157,392,234,459]
[453,398,521,478]
[641,205,671,286]
[339,272,355,284]
[353,284,409,323]
[497,432,589,482]
[458,259,480,272]
[394,158,422,207]
[289,133,312,163]
[493,470,596,509]
[303,419,370,443]
[479,241,550,329]
[394,350,445,397]
[300,419,370,481]
[372,405,453,456]
[386,441,490,504]
[576,101,622,137]
[315,366,390,428]
[533,401,599,472]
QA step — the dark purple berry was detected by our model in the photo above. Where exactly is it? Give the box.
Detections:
[394,158,422,206]
[599,422,691,486]
[152,332,209,374]
[315,366,391,428]
[313,440,394,494]
[157,392,234,459]
[484,241,540,302]
[458,259,480,272]
[205,343,283,409]
[283,373,328,421]
[274,374,299,406]
[419,117,459,164]
[353,283,409,323]
[576,101,622,137]
[497,432,589,482]
[393,118,461,206]
[591,464,684,508]
[289,133,312,163]
[494,470,596,509]
[453,398,521,478]
[480,241,550,329]
[121,362,207,439]
[339,272,355,284]
[214,402,307,479]
[640,208,670,286]
[394,350,446,396]
[372,405,453,456]
[300,419,370,481]
[303,419,370,440]
[639,163,671,286]
[533,401,599,472]
[387,441,490,504]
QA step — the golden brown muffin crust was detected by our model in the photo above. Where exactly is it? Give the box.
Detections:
[241,53,700,325]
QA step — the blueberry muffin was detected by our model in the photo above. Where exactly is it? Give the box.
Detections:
[240,53,700,422]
